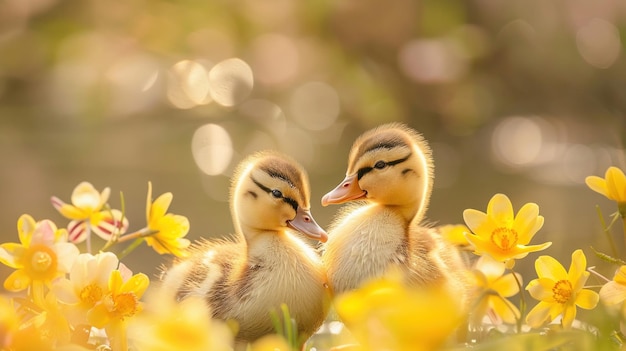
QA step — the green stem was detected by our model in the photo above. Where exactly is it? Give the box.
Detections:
[596,206,619,258]
[281,303,297,350]
[102,227,157,254]
[622,216,626,252]
[511,267,525,333]
[116,237,145,261]
[86,225,92,254]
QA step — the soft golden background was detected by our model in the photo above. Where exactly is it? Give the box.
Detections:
[1,0,625,285]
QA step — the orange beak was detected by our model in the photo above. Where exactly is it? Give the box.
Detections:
[321,174,367,206]
[287,207,328,243]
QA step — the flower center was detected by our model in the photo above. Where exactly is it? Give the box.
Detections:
[490,227,518,251]
[79,283,104,306]
[110,292,139,320]
[25,244,57,280]
[552,280,573,304]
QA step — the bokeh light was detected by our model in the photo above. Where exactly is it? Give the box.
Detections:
[239,99,287,137]
[562,143,596,184]
[208,58,254,107]
[491,116,544,168]
[191,124,234,176]
[106,53,161,117]
[289,81,340,131]
[167,60,211,109]
[398,38,467,84]
[250,33,299,87]
[576,18,621,69]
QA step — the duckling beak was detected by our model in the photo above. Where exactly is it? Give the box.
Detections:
[288,208,328,243]
[321,174,366,206]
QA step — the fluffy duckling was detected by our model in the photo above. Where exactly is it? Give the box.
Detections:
[160,151,330,345]
[321,123,467,300]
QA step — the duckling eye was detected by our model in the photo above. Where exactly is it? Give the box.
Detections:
[374,161,387,169]
[271,189,283,198]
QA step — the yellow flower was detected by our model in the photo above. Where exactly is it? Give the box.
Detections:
[599,265,626,317]
[586,166,626,216]
[52,252,119,325]
[145,182,190,257]
[0,215,79,296]
[463,193,551,263]
[439,224,471,247]
[525,249,599,329]
[0,296,19,349]
[249,335,291,351]
[24,292,72,346]
[52,182,129,242]
[128,294,233,351]
[334,272,462,351]
[87,269,149,351]
[469,256,521,326]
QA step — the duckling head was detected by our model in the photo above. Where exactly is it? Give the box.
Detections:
[231,151,328,243]
[322,123,434,221]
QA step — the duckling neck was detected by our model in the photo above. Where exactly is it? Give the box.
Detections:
[240,225,288,258]
[385,199,422,225]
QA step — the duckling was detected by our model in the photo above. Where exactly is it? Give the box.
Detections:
[321,123,468,300]
[160,151,330,345]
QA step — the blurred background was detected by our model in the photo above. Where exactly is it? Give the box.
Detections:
[1,0,625,285]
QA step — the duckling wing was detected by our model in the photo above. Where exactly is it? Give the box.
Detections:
[159,238,244,303]
[407,225,470,305]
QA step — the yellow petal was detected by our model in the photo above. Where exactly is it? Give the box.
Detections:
[92,210,129,240]
[149,193,173,228]
[600,281,626,306]
[17,214,36,246]
[526,278,556,301]
[156,214,190,239]
[463,209,488,234]
[438,224,471,246]
[56,203,88,221]
[147,237,191,257]
[606,167,626,202]
[99,187,111,208]
[55,242,80,273]
[121,273,150,298]
[614,266,626,285]
[509,242,552,260]
[513,203,540,244]
[71,182,104,212]
[0,243,25,268]
[491,273,521,297]
[535,255,567,281]
[251,335,292,351]
[561,304,577,329]
[526,215,544,241]
[487,193,514,225]
[4,269,31,291]
[490,295,520,324]
[526,301,551,328]
[576,289,599,310]
[95,252,121,287]
[109,270,124,293]
[464,234,497,258]
[87,300,112,328]
[585,176,609,198]
[568,249,588,291]
[548,301,564,320]
[474,255,506,280]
